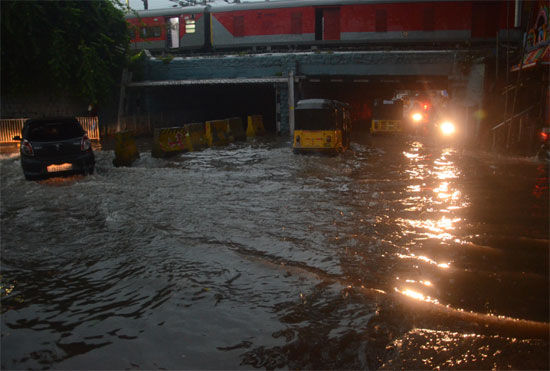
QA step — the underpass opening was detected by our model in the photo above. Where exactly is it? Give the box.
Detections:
[297,75,449,133]
[127,82,277,135]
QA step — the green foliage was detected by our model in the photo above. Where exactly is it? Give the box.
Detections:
[1,0,131,104]
[158,54,174,64]
[128,50,148,81]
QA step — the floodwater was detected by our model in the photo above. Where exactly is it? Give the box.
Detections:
[1,135,548,370]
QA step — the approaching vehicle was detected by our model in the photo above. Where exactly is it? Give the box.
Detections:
[370,99,403,134]
[126,0,515,53]
[13,117,95,180]
[293,99,351,153]
[406,98,431,135]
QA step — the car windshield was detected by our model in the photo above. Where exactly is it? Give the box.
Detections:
[295,108,337,130]
[27,121,84,141]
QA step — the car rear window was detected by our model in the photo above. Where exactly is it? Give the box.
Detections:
[27,121,84,141]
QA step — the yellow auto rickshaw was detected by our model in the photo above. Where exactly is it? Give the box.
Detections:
[293,99,351,153]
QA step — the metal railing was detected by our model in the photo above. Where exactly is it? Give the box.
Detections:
[0,119,25,143]
[491,105,537,152]
[0,117,100,143]
[77,117,100,140]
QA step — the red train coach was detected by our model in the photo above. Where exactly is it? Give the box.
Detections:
[126,0,516,52]
[125,6,209,51]
[210,0,515,49]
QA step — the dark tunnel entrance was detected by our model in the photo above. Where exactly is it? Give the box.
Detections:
[297,76,449,132]
[127,83,277,133]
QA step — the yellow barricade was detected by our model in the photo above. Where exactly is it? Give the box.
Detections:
[185,122,208,151]
[152,127,191,158]
[205,119,233,147]
[370,119,402,134]
[113,131,139,167]
[246,115,265,137]
[227,117,246,141]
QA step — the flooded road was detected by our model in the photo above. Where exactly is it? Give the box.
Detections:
[1,135,548,369]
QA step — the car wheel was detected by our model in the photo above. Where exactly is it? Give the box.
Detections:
[24,173,38,181]
[87,165,95,175]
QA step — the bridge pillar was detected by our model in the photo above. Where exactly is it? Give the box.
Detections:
[277,83,290,135]
[288,71,295,136]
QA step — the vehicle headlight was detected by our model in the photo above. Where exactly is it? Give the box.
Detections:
[440,121,456,136]
[411,113,423,122]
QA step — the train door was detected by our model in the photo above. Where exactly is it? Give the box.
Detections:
[315,8,341,41]
[166,17,180,49]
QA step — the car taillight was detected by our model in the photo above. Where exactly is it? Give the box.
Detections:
[81,134,91,151]
[21,140,34,156]
[540,132,549,141]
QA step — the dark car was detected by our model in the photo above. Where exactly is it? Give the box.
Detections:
[13,117,95,180]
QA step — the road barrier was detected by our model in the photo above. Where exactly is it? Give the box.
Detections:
[151,115,262,156]
[246,115,265,137]
[227,117,246,141]
[113,131,139,167]
[152,123,209,157]
[205,119,233,147]
[185,122,208,151]
[0,117,100,143]
[153,126,191,157]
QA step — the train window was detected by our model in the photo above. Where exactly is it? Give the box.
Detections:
[375,10,387,32]
[140,26,161,39]
[185,19,196,34]
[291,12,303,34]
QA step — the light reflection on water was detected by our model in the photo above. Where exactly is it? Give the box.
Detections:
[381,328,548,370]
[394,142,467,309]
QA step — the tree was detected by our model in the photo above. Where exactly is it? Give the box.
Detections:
[1,0,130,105]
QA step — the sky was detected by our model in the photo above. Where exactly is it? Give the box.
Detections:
[126,0,266,10]
[127,0,199,10]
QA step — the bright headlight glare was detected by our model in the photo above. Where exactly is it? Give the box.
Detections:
[440,121,456,136]
[412,113,423,122]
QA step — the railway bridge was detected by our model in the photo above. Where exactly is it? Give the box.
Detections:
[122,47,493,139]
[118,0,530,141]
